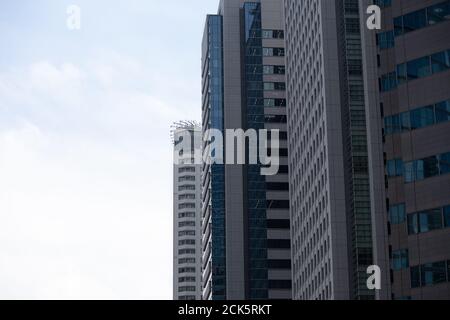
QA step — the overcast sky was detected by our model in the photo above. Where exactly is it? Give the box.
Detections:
[0,0,218,299]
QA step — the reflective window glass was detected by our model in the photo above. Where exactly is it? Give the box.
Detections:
[403,9,427,33]
[411,266,421,288]
[439,152,450,174]
[431,51,450,73]
[435,100,450,123]
[427,2,450,25]
[419,209,443,233]
[408,213,419,235]
[444,206,450,228]
[421,261,447,286]
[410,106,435,129]
[407,57,431,80]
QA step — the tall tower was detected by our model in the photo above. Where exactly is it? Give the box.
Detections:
[284,0,378,299]
[172,122,203,300]
[361,0,450,300]
[201,0,292,300]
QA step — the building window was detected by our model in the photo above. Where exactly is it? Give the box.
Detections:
[439,152,450,174]
[408,214,419,235]
[263,65,285,75]
[179,221,195,228]
[263,82,286,91]
[389,203,406,224]
[262,29,284,39]
[410,266,421,288]
[392,249,409,271]
[410,105,435,129]
[403,9,427,33]
[263,47,285,57]
[435,100,450,123]
[421,261,447,286]
[179,230,196,237]
[444,206,450,227]
[179,267,195,273]
[386,159,403,177]
[407,56,431,80]
[377,30,395,49]
[419,209,442,233]
[427,2,450,25]
[179,286,196,293]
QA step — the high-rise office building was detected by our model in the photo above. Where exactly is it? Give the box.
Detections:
[173,122,203,300]
[361,0,450,300]
[284,0,379,300]
[201,0,292,300]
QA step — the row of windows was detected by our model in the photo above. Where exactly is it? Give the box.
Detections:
[404,152,450,183]
[179,221,195,228]
[179,185,195,191]
[179,249,195,255]
[179,267,195,273]
[263,65,285,75]
[178,286,196,293]
[178,212,195,219]
[386,152,450,183]
[179,194,195,201]
[178,203,195,209]
[262,29,284,39]
[178,176,195,182]
[408,205,450,235]
[178,167,195,173]
[179,239,195,246]
[263,47,285,57]
[394,1,450,36]
[179,230,195,237]
[179,258,195,264]
[384,99,450,134]
[377,1,450,49]
[264,98,286,107]
[263,82,286,91]
[374,0,392,8]
[381,49,450,92]
[179,276,196,283]
[411,260,450,288]
[266,200,290,209]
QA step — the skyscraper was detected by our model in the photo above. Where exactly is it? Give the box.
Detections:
[284,0,378,299]
[172,122,203,300]
[361,0,450,300]
[201,0,292,300]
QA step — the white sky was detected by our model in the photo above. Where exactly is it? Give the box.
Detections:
[0,0,218,299]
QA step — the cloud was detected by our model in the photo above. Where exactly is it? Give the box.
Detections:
[0,56,175,299]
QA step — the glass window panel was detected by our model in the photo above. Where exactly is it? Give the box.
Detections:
[423,156,440,178]
[408,214,419,235]
[435,100,450,123]
[411,266,421,288]
[400,112,411,131]
[387,160,396,177]
[421,261,446,286]
[419,209,443,233]
[407,57,431,80]
[396,159,404,176]
[384,116,393,135]
[397,63,407,84]
[444,206,450,228]
[431,51,450,73]
[403,10,427,33]
[392,249,409,270]
[427,2,450,25]
[410,106,435,129]
[439,152,450,174]
[404,161,415,183]
[394,16,403,36]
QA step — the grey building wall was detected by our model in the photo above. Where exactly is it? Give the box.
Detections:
[285,0,381,300]
[361,0,450,300]
[173,126,203,300]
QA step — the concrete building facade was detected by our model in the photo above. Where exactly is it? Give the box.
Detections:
[361,0,450,300]
[173,123,203,300]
